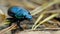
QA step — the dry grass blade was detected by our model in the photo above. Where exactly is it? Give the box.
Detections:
[33,13,59,30]
[0,9,6,25]
[0,23,17,34]
[46,9,60,13]
[31,0,59,16]
[0,9,4,15]
[21,0,36,9]
[30,6,41,14]
[32,11,47,29]
[42,28,60,30]
[32,14,44,29]
[31,0,60,30]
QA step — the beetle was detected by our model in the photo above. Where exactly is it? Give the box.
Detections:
[7,6,32,34]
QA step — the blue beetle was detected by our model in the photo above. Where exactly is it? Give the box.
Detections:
[7,6,32,34]
[8,6,32,20]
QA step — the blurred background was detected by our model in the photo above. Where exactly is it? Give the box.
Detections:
[0,0,60,34]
